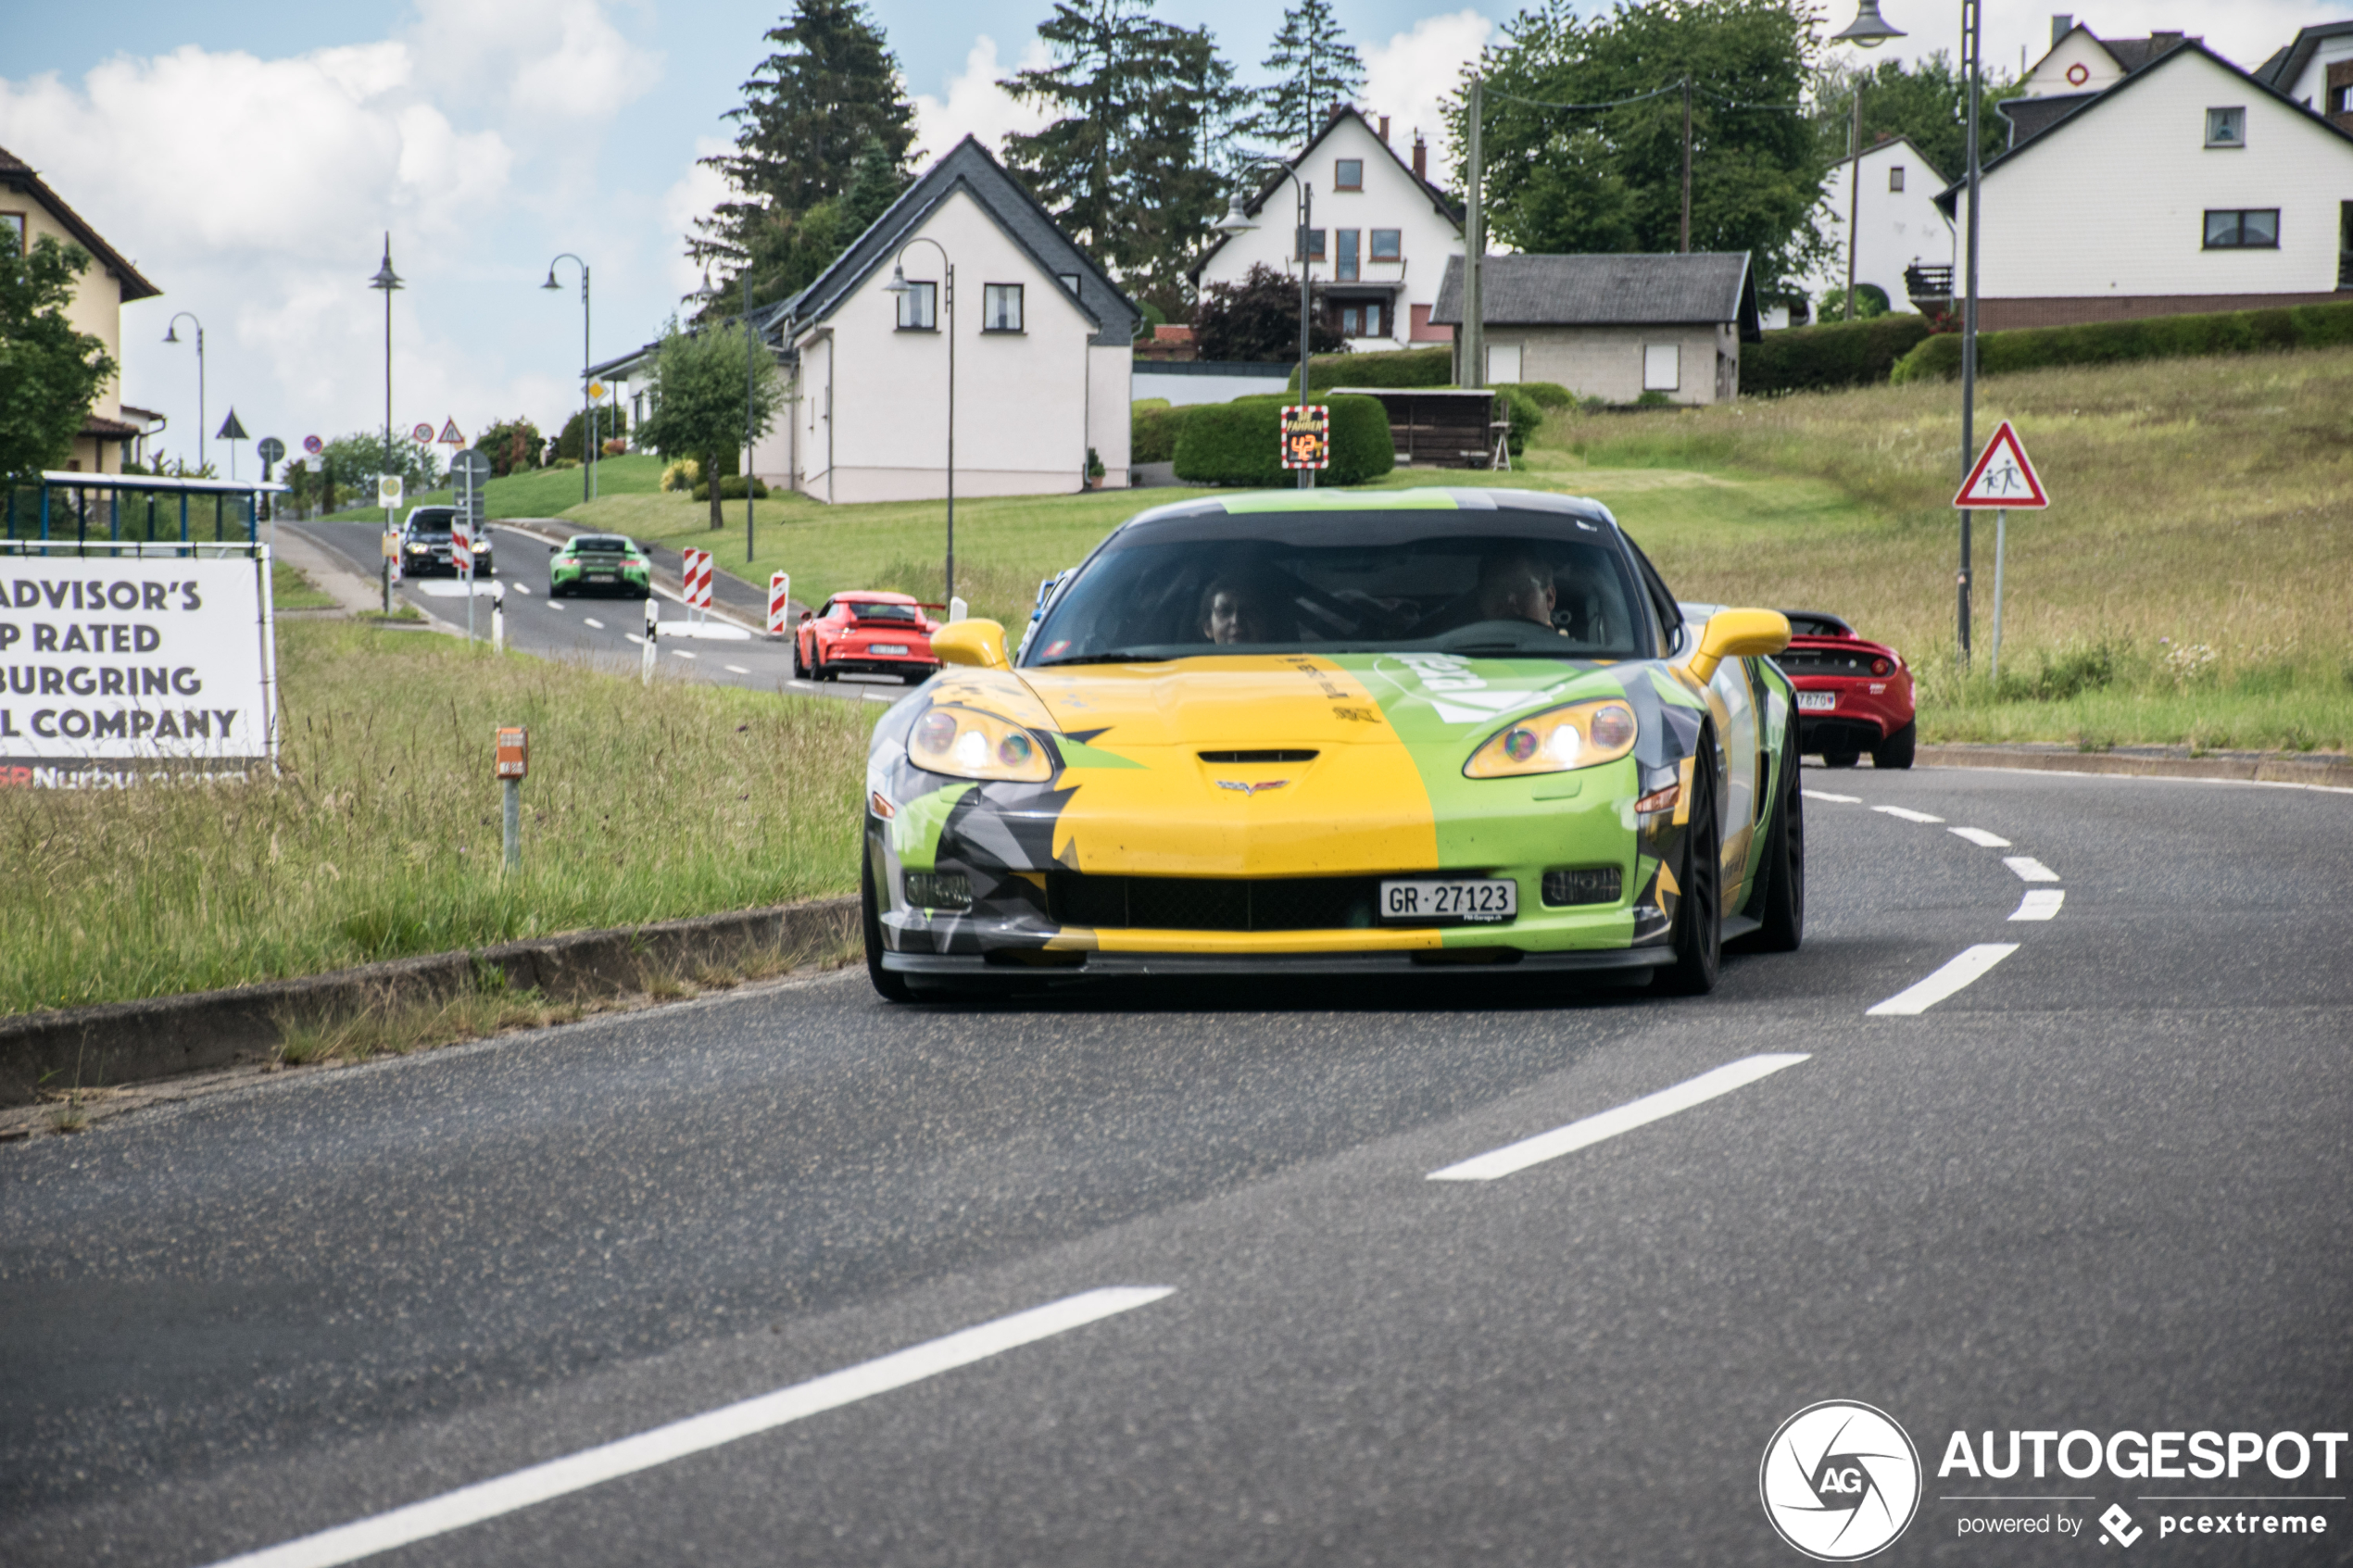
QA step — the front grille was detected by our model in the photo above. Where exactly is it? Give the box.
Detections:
[1542,867,1622,907]
[1050,872,1378,931]
[1198,749,1318,763]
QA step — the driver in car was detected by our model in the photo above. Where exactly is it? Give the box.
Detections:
[1198,575,1275,645]
[1476,551,1559,630]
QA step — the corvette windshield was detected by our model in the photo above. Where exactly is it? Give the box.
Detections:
[1026,508,1649,664]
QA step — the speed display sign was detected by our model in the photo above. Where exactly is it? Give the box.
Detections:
[1279,405,1329,470]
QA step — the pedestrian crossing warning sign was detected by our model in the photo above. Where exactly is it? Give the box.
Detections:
[1955,420,2048,508]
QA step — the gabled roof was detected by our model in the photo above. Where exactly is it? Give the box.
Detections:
[2255,20,2353,94]
[778,135,1139,348]
[1831,132,1946,188]
[1429,253,1760,340]
[1936,37,2353,217]
[1996,92,2098,147]
[0,143,161,303]
[1187,105,1465,283]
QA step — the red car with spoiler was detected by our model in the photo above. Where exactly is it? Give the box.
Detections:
[1773,610,1915,770]
[793,590,944,683]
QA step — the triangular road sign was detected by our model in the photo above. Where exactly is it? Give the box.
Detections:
[1955,420,2048,508]
[216,408,248,442]
[439,419,464,445]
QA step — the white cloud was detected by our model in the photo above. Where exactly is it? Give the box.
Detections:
[912,35,1057,165]
[661,134,736,296]
[1361,9,1492,184]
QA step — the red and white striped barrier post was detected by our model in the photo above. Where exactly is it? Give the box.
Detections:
[452,521,475,642]
[768,571,791,635]
[680,547,713,623]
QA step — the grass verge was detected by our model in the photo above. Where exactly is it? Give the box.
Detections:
[271,559,336,609]
[1,619,875,1016]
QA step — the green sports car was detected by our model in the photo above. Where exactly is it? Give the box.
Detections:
[549,533,651,598]
[861,488,1804,999]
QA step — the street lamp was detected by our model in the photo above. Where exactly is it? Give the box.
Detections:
[1834,0,1983,664]
[368,234,403,614]
[544,255,592,505]
[882,239,958,607]
[1214,170,1317,491]
[162,312,206,476]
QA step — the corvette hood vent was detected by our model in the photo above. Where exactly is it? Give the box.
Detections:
[1197,749,1317,763]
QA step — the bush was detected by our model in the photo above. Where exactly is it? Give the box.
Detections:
[553,406,629,462]
[661,458,700,493]
[1515,381,1574,409]
[1891,297,2353,384]
[1131,402,1191,464]
[1743,314,1936,395]
[1173,394,1394,486]
[691,475,771,502]
[1818,283,1892,320]
[475,417,544,478]
[1196,263,1345,362]
[1495,385,1544,456]
[1291,344,1453,393]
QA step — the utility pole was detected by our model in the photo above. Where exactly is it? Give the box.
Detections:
[1463,74,1485,388]
[1958,0,1982,661]
[1298,183,1315,489]
[1845,87,1863,319]
[1680,78,1694,254]
[744,268,759,562]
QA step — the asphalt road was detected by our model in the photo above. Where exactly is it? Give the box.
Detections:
[286,520,914,706]
[3,767,2349,1565]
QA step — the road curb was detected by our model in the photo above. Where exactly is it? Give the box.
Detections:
[1918,743,2353,789]
[0,895,858,1107]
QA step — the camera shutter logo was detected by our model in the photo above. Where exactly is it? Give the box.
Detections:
[1759,1401,1921,1561]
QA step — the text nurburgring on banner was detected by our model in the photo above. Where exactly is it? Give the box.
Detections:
[0,558,272,760]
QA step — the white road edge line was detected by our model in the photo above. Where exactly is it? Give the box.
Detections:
[1948,826,2011,847]
[2004,856,2060,882]
[200,1286,1175,1568]
[1872,805,1945,823]
[1867,944,2020,1016]
[1428,1055,1810,1182]
[2010,889,2065,922]
[1803,789,1861,804]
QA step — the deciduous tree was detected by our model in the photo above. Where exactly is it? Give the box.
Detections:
[0,236,116,481]
[635,320,786,530]
[1192,262,1344,362]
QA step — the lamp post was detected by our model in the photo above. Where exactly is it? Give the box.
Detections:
[162,313,206,475]
[368,235,404,614]
[882,240,957,605]
[543,255,591,505]
[1834,0,1981,663]
[1214,167,1316,490]
[744,268,758,564]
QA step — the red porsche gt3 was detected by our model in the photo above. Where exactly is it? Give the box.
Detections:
[794,591,943,683]
[1774,610,1915,770]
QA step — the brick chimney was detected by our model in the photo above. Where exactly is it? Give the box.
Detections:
[1412,132,1427,181]
[1379,114,1390,144]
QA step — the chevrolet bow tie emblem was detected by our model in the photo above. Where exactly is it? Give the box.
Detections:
[1217,779,1289,797]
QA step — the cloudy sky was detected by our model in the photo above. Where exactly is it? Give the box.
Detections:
[4,0,2334,470]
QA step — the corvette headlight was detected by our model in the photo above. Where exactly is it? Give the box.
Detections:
[1465,699,1638,779]
[909,705,1052,782]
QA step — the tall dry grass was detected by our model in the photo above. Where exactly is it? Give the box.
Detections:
[1,621,875,1016]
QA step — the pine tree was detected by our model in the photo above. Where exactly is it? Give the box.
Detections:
[1245,0,1365,156]
[690,0,916,305]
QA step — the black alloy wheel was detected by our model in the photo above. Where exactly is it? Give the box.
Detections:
[1655,748,1723,996]
[1872,719,1917,771]
[862,832,912,1002]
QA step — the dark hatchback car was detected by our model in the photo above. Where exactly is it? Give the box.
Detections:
[398,506,493,576]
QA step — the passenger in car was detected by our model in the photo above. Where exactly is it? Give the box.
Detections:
[1477,551,1559,629]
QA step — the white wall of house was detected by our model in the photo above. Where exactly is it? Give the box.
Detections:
[1195,113,1461,353]
[1956,48,2353,305]
[1796,138,1955,315]
[783,187,1126,504]
[2020,27,2130,98]
[1486,322,1740,406]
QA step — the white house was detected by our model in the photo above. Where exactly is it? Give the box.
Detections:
[2255,19,2353,130]
[1944,38,2353,328]
[1189,106,1464,352]
[1429,253,1760,405]
[1794,134,1954,318]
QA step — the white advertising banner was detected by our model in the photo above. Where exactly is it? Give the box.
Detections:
[1,553,275,772]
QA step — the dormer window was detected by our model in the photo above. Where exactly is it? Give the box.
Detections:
[1334,158,1363,191]
[2205,107,2246,147]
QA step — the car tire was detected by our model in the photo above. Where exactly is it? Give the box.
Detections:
[1823,750,1860,769]
[1654,746,1723,996]
[549,582,564,598]
[1872,720,1917,771]
[791,636,807,679]
[1743,721,1805,953]
[862,832,913,1003]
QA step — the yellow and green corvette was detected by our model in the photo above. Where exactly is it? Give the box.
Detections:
[862,489,1803,998]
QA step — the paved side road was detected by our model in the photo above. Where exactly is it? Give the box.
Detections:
[1,769,2347,1565]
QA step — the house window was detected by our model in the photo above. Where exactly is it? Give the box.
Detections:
[1487,343,1521,383]
[0,213,22,255]
[1334,158,1364,191]
[2205,107,2246,146]
[2335,85,2353,115]
[1888,165,1906,193]
[1058,272,1081,295]
[2204,208,2280,248]
[1335,229,1359,281]
[1643,344,1680,392]
[895,280,937,330]
[983,283,1025,332]
[1297,227,1326,261]
[1337,301,1386,338]
[1370,228,1401,261]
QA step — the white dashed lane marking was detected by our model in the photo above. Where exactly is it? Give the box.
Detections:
[199,1288,1175,1568]
[1802,790,1860,804]
[2010,889,2065,921]
[2004,856,2060,882]
[582,618,606,630]
[1948,827,2012,847]
[1428,1056,1811,1182]
[724,664,750,674]
[1868,944,2020,1016]
[672,649,698,659]
[1873,805,1945,823]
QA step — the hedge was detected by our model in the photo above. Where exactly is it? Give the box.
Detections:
[690,474,770,502]
[1173,394,1395,486]
[1743,314,1935,395]
[1290,345,1454,392]
[1890,297,2353,384]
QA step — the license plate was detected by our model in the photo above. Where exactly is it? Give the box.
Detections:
[869,644,909,656]
[1796,690,1836,711]
[1378,878,1517,924]
[587,572,615,583]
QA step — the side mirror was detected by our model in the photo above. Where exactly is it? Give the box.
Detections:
[932,619,1010,671]
[799,608,812,622]
[1687,608,1790,685]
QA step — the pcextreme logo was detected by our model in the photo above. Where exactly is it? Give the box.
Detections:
[1761,1400,1924,1561]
